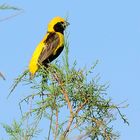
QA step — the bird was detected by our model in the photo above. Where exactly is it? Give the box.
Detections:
[29,16,69,78]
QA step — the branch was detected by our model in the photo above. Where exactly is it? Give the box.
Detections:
[75,98,88,114]
[52,73,74,138]
[63,113,74,137]
[0,9,24,22]
[53,73,73,114]
[54,109,58,140]
[47,109,53,140]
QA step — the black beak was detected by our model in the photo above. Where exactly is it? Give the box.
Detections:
[65,21,70,26]
[64,21,70,27]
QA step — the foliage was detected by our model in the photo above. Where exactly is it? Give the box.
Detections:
[0,3,23,22]
[4,37,128,140]
[1,120,41,140]
[0,4,20,10]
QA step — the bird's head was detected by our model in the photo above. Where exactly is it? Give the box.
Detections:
[47,16,69,34]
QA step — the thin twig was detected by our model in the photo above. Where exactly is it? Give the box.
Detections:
[53,73,74,138]
[52,72,89,138]
[75,98,88,114]
[47,109,53,140]
[53,73,73,114]
[63,114,74,137]
[63,99,88,137]
[54,109,58,140]
[8,69,29,98]
[0,9,24,22]
[0,72,5,80]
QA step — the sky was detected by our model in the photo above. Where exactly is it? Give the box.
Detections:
[0,0,140,139]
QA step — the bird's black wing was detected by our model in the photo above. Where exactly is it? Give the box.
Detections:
[38,32,60,64]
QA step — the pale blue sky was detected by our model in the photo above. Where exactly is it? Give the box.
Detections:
[0,0,140,139]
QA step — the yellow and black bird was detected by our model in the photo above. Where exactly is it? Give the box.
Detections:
[29,16,69,78]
